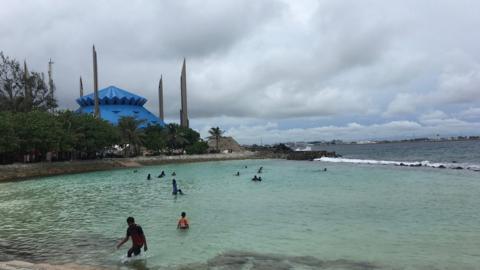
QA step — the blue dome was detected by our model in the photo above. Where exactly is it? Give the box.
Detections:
[76,85,147,107]
[76,85,165,128]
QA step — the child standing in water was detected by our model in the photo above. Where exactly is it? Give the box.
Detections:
[177,212,189,229]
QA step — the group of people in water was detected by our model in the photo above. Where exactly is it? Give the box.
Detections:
[118,168,190,259]
[234,165,265,182]
[119,164,265,259]
[145,170,184,195]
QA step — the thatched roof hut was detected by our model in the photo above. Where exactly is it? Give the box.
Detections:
[207,136,243,152]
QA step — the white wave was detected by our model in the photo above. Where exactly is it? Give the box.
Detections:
[315,157,480,171]
[295,146,312,151]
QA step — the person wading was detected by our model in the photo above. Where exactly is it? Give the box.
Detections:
[116,217,148,257]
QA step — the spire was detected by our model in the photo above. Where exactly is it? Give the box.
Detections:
[79,76,84,97]
[23,60,31,111]
[48,59,55,112]
[92,45,100,118]
[48,59,55,99]
[180,58,189,128]
[158,75,164,121]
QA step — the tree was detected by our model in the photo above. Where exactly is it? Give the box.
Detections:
[66,112,119,159]
[0,52,57,112]
[185,141,209,155]
[164,123,187,154]
[144,124,166,154]
[117,116,145,156]
[0,112,18,163]
[12,111,63,161]
[208,126,224,152]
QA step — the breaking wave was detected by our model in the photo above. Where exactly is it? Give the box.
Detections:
[315,157,480,172]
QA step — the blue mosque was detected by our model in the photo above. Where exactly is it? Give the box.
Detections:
[76,46,189,128]
[76,85,165,128]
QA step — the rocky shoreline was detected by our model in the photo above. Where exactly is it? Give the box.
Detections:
[0,152,257,183]
[0,261,106,270]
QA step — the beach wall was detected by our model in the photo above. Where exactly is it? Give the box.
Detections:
[0,152,256,182]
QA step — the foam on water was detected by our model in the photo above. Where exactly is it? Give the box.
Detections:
[316,157,480,171]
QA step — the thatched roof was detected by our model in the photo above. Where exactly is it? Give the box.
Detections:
[207,136,243,152]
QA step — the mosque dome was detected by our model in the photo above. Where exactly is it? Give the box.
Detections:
[76,85,164,127]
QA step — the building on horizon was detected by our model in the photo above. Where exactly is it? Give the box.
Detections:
[76,85,165,128]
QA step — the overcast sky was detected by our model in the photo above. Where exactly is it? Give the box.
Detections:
[1,0,480,144]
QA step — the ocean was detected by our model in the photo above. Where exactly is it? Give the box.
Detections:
[0,140,479,269]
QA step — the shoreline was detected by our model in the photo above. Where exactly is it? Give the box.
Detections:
[0,152,258,183]
[0,260,107,270]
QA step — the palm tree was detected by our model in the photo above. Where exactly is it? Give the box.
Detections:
[164,123,187,154]
[208,126,223,152]
[117,116,145,156]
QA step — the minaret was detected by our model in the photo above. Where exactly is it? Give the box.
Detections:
[92,45,100,118]
[48,59,55,101]
[158,75,164,121]
[180,58,189,127]
[79,76,84,97]
[23,60,31,110]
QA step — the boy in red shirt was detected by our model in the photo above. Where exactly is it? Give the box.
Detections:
[117,217,148,257]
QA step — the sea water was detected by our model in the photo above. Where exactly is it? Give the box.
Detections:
[1,142,480,269]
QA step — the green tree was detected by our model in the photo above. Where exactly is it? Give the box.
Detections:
[178,126,200,146]
[0,112,18,163]
[164,123,187,154]
[12,111,63,161]
[0,52,57,112]
[144,124,166,154]
[117,116,145,156]
[185,141,209,155]
[208,126,224,152]
[69,113,119,158]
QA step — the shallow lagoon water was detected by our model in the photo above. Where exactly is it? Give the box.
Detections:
[1,159,480,269]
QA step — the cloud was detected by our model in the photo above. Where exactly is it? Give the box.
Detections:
[385,64,480,117]
[219,118,479,144]
[2,0,480,142]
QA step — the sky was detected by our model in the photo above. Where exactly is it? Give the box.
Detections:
[1,0,480,144]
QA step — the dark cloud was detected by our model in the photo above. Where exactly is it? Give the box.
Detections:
[1,0,480,143]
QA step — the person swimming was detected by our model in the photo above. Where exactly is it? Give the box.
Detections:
[147,174,151,180]
[252,175,259,181]
[157,170,165,178]
[172,171,176,176]
[177,212,189,230]
[235,171,240,176]
[172,179,184,195]
[257,166,263,174]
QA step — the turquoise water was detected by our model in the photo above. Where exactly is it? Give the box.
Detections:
[1,159,480,269]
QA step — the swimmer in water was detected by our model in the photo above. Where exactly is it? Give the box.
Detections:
[157,170,165,178]
[172,171,176,176]
[177,212,189,229]
[147,174,151,180]
[252,175,259,181]
[235,171,240,176]
[172,179,184,195]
